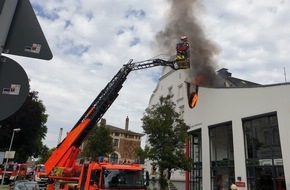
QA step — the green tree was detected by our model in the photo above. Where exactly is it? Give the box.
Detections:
[135,145,150,164]
[81,121,114,161]
[141,94,190,189]
[0,91,48,163]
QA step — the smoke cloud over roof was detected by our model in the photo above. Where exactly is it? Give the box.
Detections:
[155,0,220,86]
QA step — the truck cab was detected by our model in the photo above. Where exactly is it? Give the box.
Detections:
[47,159,146,190]
[88,162,145,189]
[33,164,49,189]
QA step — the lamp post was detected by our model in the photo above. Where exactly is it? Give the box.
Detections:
[0,128,21,189]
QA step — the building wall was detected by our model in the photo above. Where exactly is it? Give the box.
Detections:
[147,67,290,189]
[186,85,290,189]
[114,135,141,161]
[81,119,143,163]
[109,117,143,163]
[145,67,192,181]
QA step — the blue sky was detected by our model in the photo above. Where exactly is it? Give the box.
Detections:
[6,0,290,148]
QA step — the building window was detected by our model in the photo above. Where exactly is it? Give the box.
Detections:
[272,128,279,145]
[263,131,271,146]
[190,129,202,190]
[168,86,173,95]
[113,139,119,147]
[179,105,184,119]
[110,153,118,163]
[209,122,235,190]
[115,132,119,137]
[243,112,285,190]
[178,84,183,99]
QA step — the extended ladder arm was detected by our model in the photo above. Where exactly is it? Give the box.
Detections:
[44,58,189,174]
[131,59,177,70]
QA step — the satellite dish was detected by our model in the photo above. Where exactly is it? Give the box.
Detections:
[0,56,29,121]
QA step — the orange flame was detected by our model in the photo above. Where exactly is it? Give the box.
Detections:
[189,93,198,108]
[194,75,205,86]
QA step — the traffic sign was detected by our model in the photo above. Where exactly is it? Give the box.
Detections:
[0,56,29,120]
[0,0,53,120]
[4,151,15,159]
[2,0,53,60]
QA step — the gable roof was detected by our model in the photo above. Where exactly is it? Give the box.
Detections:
[106,124,144,137]
[217,68,261,87]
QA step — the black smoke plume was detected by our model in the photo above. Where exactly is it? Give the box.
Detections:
[155,0,220,86]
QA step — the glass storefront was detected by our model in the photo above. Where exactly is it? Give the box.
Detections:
[188,112,286,190]
[243,112,286,190]
[209,122,235,190]
[190,129,202,190]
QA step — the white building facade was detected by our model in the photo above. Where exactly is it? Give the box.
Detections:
[146,66,290,190]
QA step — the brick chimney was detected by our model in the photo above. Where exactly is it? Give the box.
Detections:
[125,116,129,131]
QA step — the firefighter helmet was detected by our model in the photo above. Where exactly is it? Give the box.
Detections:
[181,36,187,42]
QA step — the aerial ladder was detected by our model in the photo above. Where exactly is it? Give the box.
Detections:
[45,58,190,175]
[43,38,190,189]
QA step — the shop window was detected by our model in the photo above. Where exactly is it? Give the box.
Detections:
[190,129,202,190]
[272,128,280,145]
[263,131,271,146]
[243,112,285,190]
[209,122,235,190]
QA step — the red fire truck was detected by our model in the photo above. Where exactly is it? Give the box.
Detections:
[0,163,27,184]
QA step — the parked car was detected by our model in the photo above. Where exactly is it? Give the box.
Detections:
[11,180,40,190]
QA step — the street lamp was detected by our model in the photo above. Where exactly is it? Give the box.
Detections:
[0,128,21,189]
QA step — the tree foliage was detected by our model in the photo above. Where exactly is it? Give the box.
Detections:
[135,145,150,164]
[141,94,190,189]
[0,91,48,163]
[81,122,114,161]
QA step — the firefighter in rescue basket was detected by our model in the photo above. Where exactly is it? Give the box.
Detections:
[176,35,190,69]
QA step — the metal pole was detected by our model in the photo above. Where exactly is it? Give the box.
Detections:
[57,127,63,145]
[0,128,20,189]
[284,67,287,83]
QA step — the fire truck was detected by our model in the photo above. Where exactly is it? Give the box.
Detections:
[0,163,14,184]
[44,43,190,190]
[0,163,27,184]
[9,163,28,181]
[48,158,145,190]
[32,164,49,189]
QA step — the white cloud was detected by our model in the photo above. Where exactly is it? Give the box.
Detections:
[202,0,290,84]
